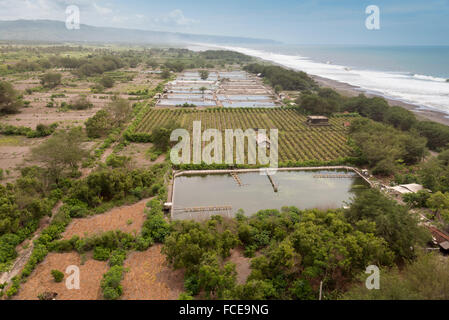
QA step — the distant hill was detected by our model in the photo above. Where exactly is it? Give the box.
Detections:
[0,20,280,45]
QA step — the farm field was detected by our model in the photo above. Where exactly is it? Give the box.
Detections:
[134,108,355,163]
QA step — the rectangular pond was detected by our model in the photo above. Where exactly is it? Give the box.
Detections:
[217,95,273,101]
[172,170,370,220]
[158,99,217,106]
[222,101,277,108]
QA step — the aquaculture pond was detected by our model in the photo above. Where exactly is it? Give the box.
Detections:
[172,170,370,220]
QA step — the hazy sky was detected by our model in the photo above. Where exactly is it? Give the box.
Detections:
[0,0,448,45]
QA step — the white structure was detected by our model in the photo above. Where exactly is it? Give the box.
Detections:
[389,183,426,195]
[256,132,271,149]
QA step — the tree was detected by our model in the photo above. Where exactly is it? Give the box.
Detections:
[85,110,114,138]
[99,76,115,89]
[298,93,339,116]
[161,69,171,79]
[384,106,417,131]
[415,121,449,150]
[32,127,88,182]
[151,121,179,152]
[346,189,430,260]
[274,85,283,94]
[343,253,449,300]
[197,253,237,299]
[349,118,427,174]
[0,81,23,114]
[69,95,92,110]
[108,97,132,125]
[199,86,207,98]
[199,70,209,80]
[40,73,62,89]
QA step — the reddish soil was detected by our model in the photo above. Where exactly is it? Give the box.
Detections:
[121,244,184,300]
[14,252,108,300]
[62,199,149,239]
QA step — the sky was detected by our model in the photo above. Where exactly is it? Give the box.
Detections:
[0,0,448,45]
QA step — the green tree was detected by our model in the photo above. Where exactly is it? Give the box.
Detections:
[99,76,115,89]
[151,121,179,152]
[85,110,114,138]
[69,95,92,110]
[274,84,283,94]
[108,97,132,125]
[40,73,62,89]
[384,106,417,131]
[0,81,23,114]
[346,189,430,260]
[161,69,171,79]
[199,70,210,80]
[31,127,88,182]
[343,253,449,300]
[197,253,237,299]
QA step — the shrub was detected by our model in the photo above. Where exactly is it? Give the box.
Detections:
[109,249,126,267]
[93,246,111,261]
[51,269,64,282]
[69,95,92,110]
[100,265,124,300]
[100,76,115,88]
[179,292,194,300]
[135,235,153,251]
[40,73,62,89]
[85,109,114,138]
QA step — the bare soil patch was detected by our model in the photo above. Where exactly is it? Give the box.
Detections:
[62,199,148,239]
[226,248,251,284]
[14,252,108,300]
[121,244,184,300]
[117,142,155,168]
[0,135,47,183]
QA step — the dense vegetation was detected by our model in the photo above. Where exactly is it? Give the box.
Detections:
[163,189,428,299]
[244,63,317,91]
[0,81,23,114]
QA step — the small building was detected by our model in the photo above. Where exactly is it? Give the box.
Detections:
[306,116,330,126]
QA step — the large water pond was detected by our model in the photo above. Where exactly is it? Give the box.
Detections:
[172,170,369,220]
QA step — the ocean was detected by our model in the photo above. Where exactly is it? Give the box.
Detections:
[190,43,449,115]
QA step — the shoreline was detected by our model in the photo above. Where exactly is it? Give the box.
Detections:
[219,43,449,127]
[311,74,449,126]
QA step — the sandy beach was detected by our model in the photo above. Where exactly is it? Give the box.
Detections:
[312,74,449,126]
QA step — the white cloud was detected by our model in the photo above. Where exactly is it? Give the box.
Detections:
[0,0,113,22]
[93,2,112,16]
[0,1,198,31]
[155,9,198,26]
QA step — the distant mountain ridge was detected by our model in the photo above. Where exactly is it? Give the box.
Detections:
[0,19,280,45]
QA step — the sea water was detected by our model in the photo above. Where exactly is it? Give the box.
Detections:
[190,43,449,115]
